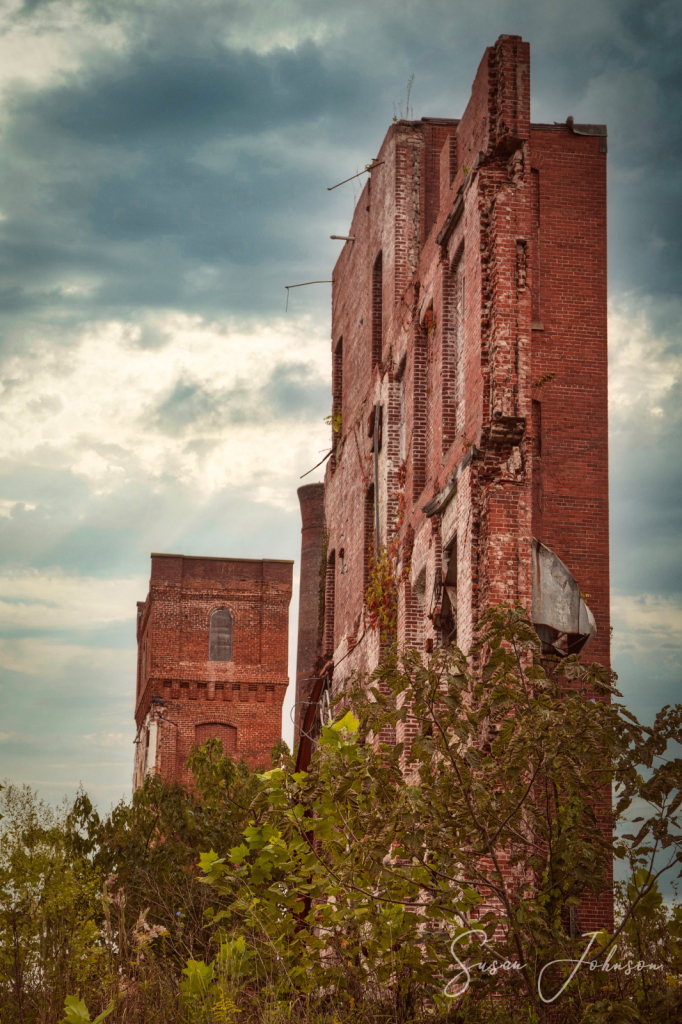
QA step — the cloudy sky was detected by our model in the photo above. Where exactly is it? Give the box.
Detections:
[0,0,680,812]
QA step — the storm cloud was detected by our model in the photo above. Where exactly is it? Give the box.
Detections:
[0,0,680,808]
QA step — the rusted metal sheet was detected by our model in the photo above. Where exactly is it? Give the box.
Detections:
[531,538,596,657]
[557,117,608,153]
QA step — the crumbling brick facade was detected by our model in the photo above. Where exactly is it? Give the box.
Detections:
[296,35,611,930]
[133,553,293,789]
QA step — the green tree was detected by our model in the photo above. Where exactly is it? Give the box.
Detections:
[92,740,270,1016]
[0,784,108,1024]
[0,741,273,1023]
[202,604,682,1023]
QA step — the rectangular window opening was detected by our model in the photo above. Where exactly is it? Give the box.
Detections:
[439,537,457,644]
[323,550,336,658]
[372,252,383,367]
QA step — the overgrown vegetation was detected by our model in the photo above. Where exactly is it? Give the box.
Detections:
[364,543,398,642]
[1,605,681,1023]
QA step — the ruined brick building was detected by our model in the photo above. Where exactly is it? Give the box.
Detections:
[133,553,292,789]
[294,35,610,925]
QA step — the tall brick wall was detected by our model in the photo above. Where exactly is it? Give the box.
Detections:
[294,484,325,741]
[133,553,293,789]
[296,34,611,930]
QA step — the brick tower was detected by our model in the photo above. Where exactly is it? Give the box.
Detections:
[133,553,293,789]
[296,35,610,926]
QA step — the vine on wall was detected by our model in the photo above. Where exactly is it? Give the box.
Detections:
[363,450,413,644]
[364,544,398,643]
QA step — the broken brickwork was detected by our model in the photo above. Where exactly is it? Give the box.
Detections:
[296,35,611,931]
[133,553,292,789]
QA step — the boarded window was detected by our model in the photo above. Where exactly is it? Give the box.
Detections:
[209,607,233,662]
[194,722,237,754]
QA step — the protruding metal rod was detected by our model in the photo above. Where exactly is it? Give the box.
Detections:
[285,280,332,311]
[299,448,333,479]
[327,161,384,191]
[330,235,355,241]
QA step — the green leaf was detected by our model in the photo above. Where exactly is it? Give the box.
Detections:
[60,997,114,1024]
[198,849,222,872]
[60,997,91,1024]
[180,959,215,997]
[332,710,360,734]
[91,1005,115,1024]
[229,843,249,865]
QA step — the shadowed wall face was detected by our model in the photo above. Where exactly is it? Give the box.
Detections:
[133,552,293,788]
[294,484,325,742]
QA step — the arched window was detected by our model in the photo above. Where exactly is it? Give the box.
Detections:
[209,607,233,662]
[195,722,237,754]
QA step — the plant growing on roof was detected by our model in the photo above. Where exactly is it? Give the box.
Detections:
[324,410,343,436]
[392,74,415,122]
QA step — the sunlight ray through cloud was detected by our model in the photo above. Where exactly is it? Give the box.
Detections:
[0,0,679,811]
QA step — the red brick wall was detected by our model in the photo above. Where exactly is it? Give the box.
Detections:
[134,553,293,784]
[298,34,611,929]
[528,124,610,670]
[294,484,325,740]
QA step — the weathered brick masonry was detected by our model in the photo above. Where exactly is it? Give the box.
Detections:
[294,484,325,740]
[296,35,611,929]
[133,553,292,789]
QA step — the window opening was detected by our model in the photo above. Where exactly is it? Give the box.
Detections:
[323,549,336,657]
[332,336,343,440]
[396,356,408,462]
[429,537,457,642]
[209,608,233,662]
[364,485,375,585]
[372,251,383,367]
